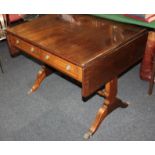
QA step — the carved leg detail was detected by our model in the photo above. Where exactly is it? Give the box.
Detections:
[28,65,53,94]
[84,78,128,140]
[97,89,106,97]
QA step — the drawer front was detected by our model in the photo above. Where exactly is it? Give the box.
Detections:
[11,35,82,82]
[12,35,42,59]
[40,49,82,82]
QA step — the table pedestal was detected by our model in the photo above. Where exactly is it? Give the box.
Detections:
[84,78,128,139]
[28,65,54,94]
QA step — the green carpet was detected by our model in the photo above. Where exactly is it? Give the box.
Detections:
[93,14,155,29]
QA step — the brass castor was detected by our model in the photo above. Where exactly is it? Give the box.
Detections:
[27,88,33,95]
[83,130,93,140]
[27,86,36,95]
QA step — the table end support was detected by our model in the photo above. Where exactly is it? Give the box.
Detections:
[28,65,53,94]
[84,78,128,139]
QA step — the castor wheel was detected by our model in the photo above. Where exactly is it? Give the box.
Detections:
[27,89,33,95]
[83,130,93,140]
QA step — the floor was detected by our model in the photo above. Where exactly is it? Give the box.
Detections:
[0,40,155,140]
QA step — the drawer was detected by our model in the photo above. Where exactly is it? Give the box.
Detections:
[40,49,82,82]
[10,35,82,82]
[12,36,41,59]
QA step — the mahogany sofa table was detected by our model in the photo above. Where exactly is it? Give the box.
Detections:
[6,15,148,139]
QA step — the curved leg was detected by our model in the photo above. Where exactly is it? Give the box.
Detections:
[84,78,128,140]
[28,65,53,94]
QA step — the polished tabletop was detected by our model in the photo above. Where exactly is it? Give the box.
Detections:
[8,14,146,67]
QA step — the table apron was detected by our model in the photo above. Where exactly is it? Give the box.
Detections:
[7,34,83,82]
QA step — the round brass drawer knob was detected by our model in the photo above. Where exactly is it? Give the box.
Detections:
[16,40,20,44]
[45,55,50,60]
[66,65,71,71]
[30,47,35,52]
